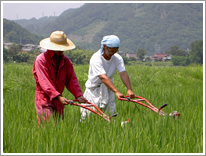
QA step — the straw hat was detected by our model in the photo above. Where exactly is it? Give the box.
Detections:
[40,31,76,51]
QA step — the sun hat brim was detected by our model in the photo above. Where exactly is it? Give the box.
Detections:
[40,37,76,51]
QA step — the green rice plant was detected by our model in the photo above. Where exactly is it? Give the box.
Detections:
[3,63,203,153]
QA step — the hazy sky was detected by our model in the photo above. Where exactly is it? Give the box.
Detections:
[2,2,85,20]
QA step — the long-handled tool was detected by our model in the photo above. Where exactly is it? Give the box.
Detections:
[65,100,111,123]
[118,95,181,119]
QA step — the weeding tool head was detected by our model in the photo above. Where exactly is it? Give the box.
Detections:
[169,111,181,120]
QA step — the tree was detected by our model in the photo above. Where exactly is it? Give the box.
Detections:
[171,56,190,66]
[7,43,21,61]
[3,46,9,62]
[190,40,203,64]
[64,48,94,65]
[145,56,151,61]
[167,45,188,56]
[136,48,147,61]
[129,57,136,61]
[27,49,40,64]
[13,52,29,62]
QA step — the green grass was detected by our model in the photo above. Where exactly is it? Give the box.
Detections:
[3,63,203,153]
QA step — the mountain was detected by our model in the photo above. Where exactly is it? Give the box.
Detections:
[14,16,57,35]
[10,3,203,54]
[3,19,43,45]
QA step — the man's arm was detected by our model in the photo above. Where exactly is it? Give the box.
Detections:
[98,74,124,98]
[57,95,86,104]
[119,71,135,98]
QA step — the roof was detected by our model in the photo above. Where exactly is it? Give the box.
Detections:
[151,53,169,61]
[152,53,168,57]
[125,53,137,58]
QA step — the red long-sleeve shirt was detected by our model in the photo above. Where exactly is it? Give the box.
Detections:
[33,50,83,111]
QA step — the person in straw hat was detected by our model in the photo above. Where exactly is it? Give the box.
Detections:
[33,30,87,126]
[80,35,135,121]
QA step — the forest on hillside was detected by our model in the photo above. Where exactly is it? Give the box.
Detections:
[4,3,203,55]
[3,19,43,45]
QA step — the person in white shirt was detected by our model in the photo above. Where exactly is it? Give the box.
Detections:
[81,35,135,120]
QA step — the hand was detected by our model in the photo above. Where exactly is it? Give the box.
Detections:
[77,96,87,103]
[127,89,135,99]
[115,91,124,98]
[57,96,68,105]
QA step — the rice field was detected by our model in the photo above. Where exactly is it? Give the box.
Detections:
[3,63,204,154]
